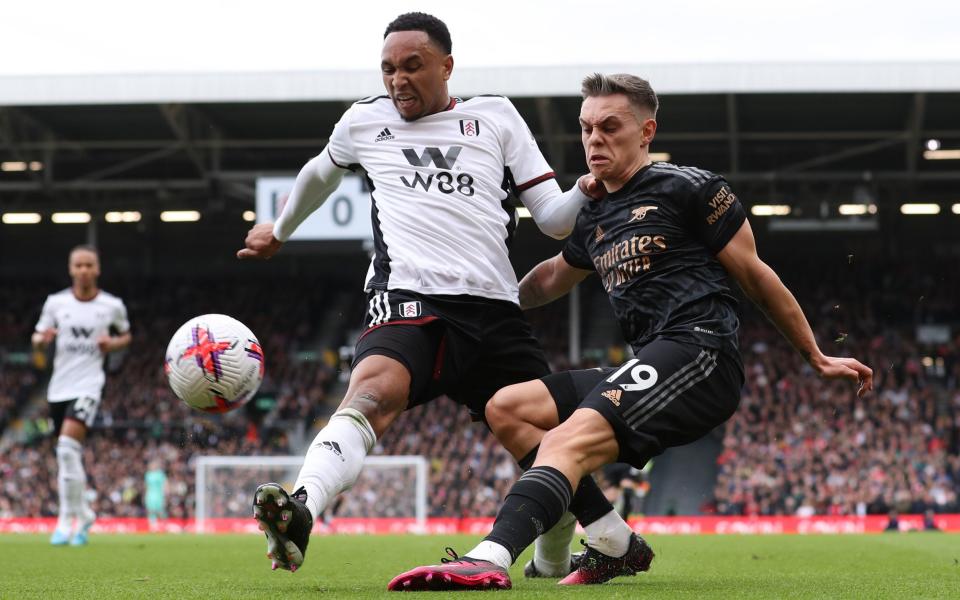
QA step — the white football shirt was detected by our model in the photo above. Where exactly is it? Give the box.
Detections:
[327,95,556,303]
[34,289,130,402]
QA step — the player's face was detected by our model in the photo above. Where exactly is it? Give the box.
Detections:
[69,249,100,289]
[580,95,657,192]
[381,31,453,121]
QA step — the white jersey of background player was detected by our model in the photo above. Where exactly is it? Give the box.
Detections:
[32,245,131,546]
[238,12,626,577]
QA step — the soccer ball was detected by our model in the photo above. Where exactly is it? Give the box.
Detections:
[165,314,264,413]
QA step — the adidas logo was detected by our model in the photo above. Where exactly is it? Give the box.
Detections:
[375,127,395,142]
[320,441,344,461]
[595,225,605,243]
[601,389,622,406]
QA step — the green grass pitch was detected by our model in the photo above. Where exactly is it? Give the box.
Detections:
[2,533,958,599]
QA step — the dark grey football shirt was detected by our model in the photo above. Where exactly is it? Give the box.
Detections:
[562,162,747,357]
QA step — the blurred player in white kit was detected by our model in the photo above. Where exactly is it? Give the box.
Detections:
[32,245,131,545]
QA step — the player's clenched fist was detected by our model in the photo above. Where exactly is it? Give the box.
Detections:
[237,222,283,260]
[97,335,115,354]
[32,327,57,350]
[578,174,607,201]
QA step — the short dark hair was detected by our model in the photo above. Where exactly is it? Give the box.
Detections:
[384,12,452,54]
[581,73,659,118]
[70,244,99,258]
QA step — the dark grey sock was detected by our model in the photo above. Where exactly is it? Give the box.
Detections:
[517,444,614,528]
[483,466,573,562]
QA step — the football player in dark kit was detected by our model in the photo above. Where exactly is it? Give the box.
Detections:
[388,73,874,591]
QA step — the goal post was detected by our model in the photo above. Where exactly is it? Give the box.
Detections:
[194,455,429,534]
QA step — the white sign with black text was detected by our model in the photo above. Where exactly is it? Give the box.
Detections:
[255,174,372,241]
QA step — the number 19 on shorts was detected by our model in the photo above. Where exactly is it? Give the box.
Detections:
[606,359,659,392]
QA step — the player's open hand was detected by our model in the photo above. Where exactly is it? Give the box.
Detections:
[237,222,283,260]
[813,355,874,397]
[578,174,607,201]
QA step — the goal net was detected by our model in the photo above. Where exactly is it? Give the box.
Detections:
[194,455,428,534]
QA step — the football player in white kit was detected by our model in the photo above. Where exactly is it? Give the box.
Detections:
[32,245,131,546]
[238,12,634,579]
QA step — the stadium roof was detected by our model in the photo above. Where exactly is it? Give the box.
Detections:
[2,62,960,105]
[1,64,959,218]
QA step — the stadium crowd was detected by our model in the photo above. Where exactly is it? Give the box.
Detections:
[711,325,960,516]
[711,261,960,516]
[1,261,958,520]
[0,285,44,432]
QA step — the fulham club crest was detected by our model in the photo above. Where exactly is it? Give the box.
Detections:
[400,301,422,318]
[459,120,480,137]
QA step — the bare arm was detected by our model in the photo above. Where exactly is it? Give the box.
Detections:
[518,253,593,310]
[717,220,873,397]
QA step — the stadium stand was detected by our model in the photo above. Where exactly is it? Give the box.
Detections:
[1,259,958,520]
[712,259,960,516]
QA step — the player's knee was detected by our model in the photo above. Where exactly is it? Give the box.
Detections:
[485,385,540,452]
[341,388,402,432]
[484,387,518,435]
[344,361,409,414]
[340,379,408,439]
[59,419,87,443]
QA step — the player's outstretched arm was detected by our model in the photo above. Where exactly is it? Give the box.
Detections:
[519,176,604,240]
[237,150,346,259]
[518,253,592,310]
[717,220,873,397]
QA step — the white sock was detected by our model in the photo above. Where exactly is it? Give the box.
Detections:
[293,409,376,521]
[55,436,85,531]
[465,540,513,570]
[79,489,96,524]
[533,511,576,576]
[584,509,632,558]
[55,456,71,531]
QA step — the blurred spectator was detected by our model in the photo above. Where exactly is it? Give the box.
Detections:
[144,459,169,527]
[885,510,900,532]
